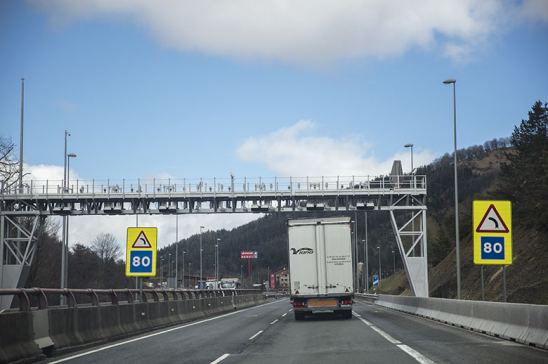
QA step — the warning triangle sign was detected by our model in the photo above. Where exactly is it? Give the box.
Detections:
[132,231,152,248]
[476,204,509,233]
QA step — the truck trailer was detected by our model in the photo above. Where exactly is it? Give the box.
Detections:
[288,217,354,320]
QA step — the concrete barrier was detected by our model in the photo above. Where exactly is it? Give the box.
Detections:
[0,291,266,363]
[356,294,548,349]
[0,311,43,363]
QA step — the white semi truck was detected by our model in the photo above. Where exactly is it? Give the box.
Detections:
[288,217,354,320]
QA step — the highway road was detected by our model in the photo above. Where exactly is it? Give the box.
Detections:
[46,298,548,364]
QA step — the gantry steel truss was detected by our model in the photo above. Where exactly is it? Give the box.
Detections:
[1,175,428,301]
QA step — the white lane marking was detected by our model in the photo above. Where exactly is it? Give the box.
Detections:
[210,353,230,364]
[398,345,435,364]
[353,311,434,364]
[270,319,278,325]
[248,330,264,340]
[369,325,401,345]
[288,309,293,312]
[49,299,288,363]
[281,313,287,317]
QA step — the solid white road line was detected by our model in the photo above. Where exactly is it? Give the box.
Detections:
[352,311,434,364]
[248,330,264,340]
[398,345,435,364]
[210,353,230,364]
[49,299,288,363]
[270,319,278,325]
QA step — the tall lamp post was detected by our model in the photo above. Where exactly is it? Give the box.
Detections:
[175,215,179,288]
[199,226,205,286]
[377,246,382,285]
[181,251,186,288]
[443,78,461,299]
[65,153,76,288]
[216,238,222,284]
[60,131,74,302]
[404,144,414,174]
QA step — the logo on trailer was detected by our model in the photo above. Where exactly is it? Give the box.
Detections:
[290,248,314,255]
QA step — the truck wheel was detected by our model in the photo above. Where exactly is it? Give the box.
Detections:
[294,312,305,321]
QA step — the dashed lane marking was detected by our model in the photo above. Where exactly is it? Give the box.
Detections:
[210,353,230,364]
[249,330,264,340]
[352,311,434,364]
[282,313,287,317]
[270,319,278,325]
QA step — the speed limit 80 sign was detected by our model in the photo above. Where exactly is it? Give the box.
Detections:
[473,201,512,265]
[126,227,157,277]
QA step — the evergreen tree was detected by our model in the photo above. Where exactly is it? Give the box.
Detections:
[499,101,548,232]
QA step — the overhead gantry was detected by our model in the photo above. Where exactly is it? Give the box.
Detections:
[1,174,428,301]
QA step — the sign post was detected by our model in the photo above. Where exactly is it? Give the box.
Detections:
[473,200,512,301]
[126,227,158,278]
[240,251,258,286]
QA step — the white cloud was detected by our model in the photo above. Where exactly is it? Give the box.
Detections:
[32,0,509,65]
[236,120,435,176]
[20,164,260,249]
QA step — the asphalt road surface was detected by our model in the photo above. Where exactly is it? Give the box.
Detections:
[46,298,548,364]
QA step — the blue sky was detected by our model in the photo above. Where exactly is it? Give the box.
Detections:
[1,1,547,246]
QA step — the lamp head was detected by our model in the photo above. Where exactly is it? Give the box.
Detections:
[443,79,456,84]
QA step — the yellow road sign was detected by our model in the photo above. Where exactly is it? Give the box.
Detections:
[473,200,512,265]
[126,227,157,277]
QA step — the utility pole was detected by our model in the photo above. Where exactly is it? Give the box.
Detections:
[19,78,24,193]
[443,78,461,299]
[60,130,70,304]
[175,215,178,288]
[199,226,204,286]
[378,246,382,285]
[364,211,369,293]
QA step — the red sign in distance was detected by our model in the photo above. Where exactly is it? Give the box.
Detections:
[240,251,258,259]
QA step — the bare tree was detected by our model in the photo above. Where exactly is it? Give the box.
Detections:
[90,233,121,263]
[0,137,19,192]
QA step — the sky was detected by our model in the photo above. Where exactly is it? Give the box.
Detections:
[1,0,547,250]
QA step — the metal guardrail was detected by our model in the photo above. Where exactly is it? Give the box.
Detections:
[1,175,426,196]
[0,288,261,312]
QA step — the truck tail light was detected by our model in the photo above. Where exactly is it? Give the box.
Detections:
[292,300,307,308]
[340,298,352,305]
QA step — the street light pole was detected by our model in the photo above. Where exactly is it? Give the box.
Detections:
[364,211,369,293]
[168,253,172,282]
[65,153,76,289]
[404,143,414,174]
[199,226,205,286]
[443,78,461,299]
[60,130,71,302]
[377,246,382,285]
[19,78,24,193]
[216,238,221,284]
[175,215,179,288]
[182,251,186,288]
